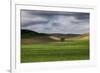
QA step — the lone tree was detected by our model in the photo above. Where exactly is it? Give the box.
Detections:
[60,37,65,42]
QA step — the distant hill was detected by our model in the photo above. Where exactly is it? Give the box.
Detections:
[79,33,89,40]
[50,34,81,38]
[21,29,89,44]
[21,29,82,38]
[21,29,48,38]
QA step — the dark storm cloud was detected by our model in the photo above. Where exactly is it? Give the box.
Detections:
[74,13,89,20]
[52,23,61,26]
[21,21,48,27]
[22,9,75,16]
[21,9,89,34]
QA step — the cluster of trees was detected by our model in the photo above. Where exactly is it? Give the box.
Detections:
[60,37,65,42]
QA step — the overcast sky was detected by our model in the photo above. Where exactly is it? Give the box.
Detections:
[21,9,89,34]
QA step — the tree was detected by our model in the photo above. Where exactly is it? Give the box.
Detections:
[60,37,65,42]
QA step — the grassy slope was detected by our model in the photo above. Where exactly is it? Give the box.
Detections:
[21,39,89,63]
[21,29,49,38]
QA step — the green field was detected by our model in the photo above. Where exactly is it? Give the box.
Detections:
[21,39,89,63]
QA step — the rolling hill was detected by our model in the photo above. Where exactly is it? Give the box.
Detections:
[21,29,49,38]
[21,29,89,44]
[21,29,57,44]
[79,33,89,40]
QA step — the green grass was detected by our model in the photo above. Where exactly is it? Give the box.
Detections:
[21,39,89,63]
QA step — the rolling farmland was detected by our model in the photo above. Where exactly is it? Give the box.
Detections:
[21,30,89,63]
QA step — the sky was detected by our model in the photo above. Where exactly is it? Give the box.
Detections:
[21,9,89,34]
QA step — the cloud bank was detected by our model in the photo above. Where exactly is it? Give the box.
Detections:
[21,10,89,34]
